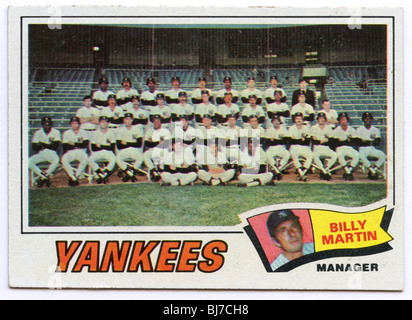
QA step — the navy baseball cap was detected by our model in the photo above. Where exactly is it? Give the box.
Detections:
[267,210,300,239]
[69,116,80,124]
[124,112,134,119]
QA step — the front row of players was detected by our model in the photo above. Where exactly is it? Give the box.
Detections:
[29,111,386,188]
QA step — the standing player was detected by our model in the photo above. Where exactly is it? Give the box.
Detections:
[264,76,287,104]
[92,77,115,110]
[170,91,195,132]
[140,77,162,111]
[115,113,145,183]
[266,90,291,129]
[195,114,220,164]
[310,112,338,180]
[331,113,360,181]
[116,77,140,111]
[76,95,100,132]
[143,115,172,182]
[191,77,214,105]
[194,91,218,127]
[29,116,61,188]
[356,112,387,180]
[216,92,241,127]
[265,115,291,181]
[237,138,274,187]
[128,95,149,131]
[290,93,316,125]
[150,93,172,130]
[222,113,243,164]
[165,76,186,106]
[241,95,266,128]
[88,116,117,184]
[318,99,338,126]
[61,116,90,186]
[172,115,197,151]
[241,77,264,106]
[291,78,316,108]
[287,112,313,182]
[215,77,240,105]
[100,94,125,129]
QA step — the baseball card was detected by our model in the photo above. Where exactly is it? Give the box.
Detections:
[7,5,404,294]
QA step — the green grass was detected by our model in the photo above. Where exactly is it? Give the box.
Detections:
[28,182,387,227]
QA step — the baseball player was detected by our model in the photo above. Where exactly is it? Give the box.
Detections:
[160,138,198,187]
[140,77,163,111]
[216,92,241,127]
[170,91,195,132]
[100,94,125,129]
[29,116,61,188]
[356,112,387,180]
[115,113,145,183]
[310,112,338,181]
[92,77,115,110]
[222,113,243,164]
[116,77,140,111]
[287,112,313,181]
[318,99,338,126]
[165,76,186,106]
[197,139,236,186]
[241,95,266,128]
[331,113,360,181]
[266,89,291,129]
[172,115,197,151]
[215,77,240,105]
[61,116,90,186]
[291,78,316,108]
[265,115,291,181]
[127,95,149,131]
[264,76,287,104]
[266,210,314,271]
[150,93,172,130]
[76,95,100,132]
[191,77,214,105]
[195,114,221,163]
[237,138,274,187]
[142,115,172,182]
[290,93,316,126]
[194,90,218,127]
[241,77,264,105]
[88,116,117,184]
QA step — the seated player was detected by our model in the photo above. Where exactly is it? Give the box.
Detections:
[290,93,315,126]
[195,114,220,163]
[76,95,100,132]
[222,114,243,164]
[264,76,287,104]
[170,91,195,132]
[140,77,163,112]
[194,90,217,127]
[237,138,274,187]
[100,94,125,129]
[116,77,139,111]
[330,113,360,181]
[215,77,240,105]
[265,115,291,181]
[241,95,266,128]
[216,92,241,127]
[165,76,186,106]
[287,112,313,182]
[88,116,117,184]
[318,99,338,126]
[172,115,197,151]
[356,112,387,180]
[128,95,149,131]
[143,115,172,182]
[29,116,61,188]
[310,112,338,181]
[266,89,290,129]
[241,77,264,106]
[61,116,90,186]
[160,138,198,187]
[92,77,115,110]
[191,77,214,105]
[150,93,172,130]
[116,113,144,183]
[197,139,236,186]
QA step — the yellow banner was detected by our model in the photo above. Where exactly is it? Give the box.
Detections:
[310,207,393,252]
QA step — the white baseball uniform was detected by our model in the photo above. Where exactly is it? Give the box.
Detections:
[161,146,197,186]
[88,128,117,172]
[100,106,125,129]
[143,126,172,171]
[288,124,313,170]
[115,125,144,171]
[150,105,172,129]
[76,106,100,131]
[241,105,266,128]
[92,89,115,110]
[265,126,291,170]
[310,124,338,172]
[197,148,236,185]
[194,102,218,127]
[61,128,90,180]
[216,103,241,127]
[238,147,273,185]
[140,89,164,112]
[332,125,360,168]
[116,88,140,111]
[356,125,386,169]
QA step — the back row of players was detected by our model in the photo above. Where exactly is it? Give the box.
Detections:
[29,76,386,187]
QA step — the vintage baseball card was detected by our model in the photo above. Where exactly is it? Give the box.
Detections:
[8,5,404,292]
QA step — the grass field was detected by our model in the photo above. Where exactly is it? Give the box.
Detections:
[28,182,387,227]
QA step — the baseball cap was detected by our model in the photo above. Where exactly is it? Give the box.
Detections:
[122,77,132,85]
[99,115,109,122]
[338,112,350,122]
[171,76,180,83]
[362,112,374,121]
[270,76,278,81]
[146,77,156,85]
[124,112,134,119]
[223,77,232,83]
[267,210,300,239]
[317,112,327,120]
[41,116,53,125]
[99,77,109,84]
[70,116,80,124]
[83,95,92,101]
[107,94,117,100]
[198,77,207,82]
[178,91,187,97]
[156,93,165,100]
[271,114,283,124]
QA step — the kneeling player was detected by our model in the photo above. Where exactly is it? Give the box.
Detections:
[288,112,313,181]
[88,116,117,184]
[238,138,273,187]
[29,116,61,188]
[197,139,236,186]
[61,116,90,186]
[116,113,144,182]
[310,112,338,180]
[161,139,197,186]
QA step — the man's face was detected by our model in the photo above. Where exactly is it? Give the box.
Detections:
[179,95,187,104]
[247,79,255,89]
[224,94,232,104]
[84,98,92,108]
[272,118,281,129]
[363,116,372,127]
[270,79,278,88]
[70,121,80,131]
[295,116,303,126]
[274,219,304,254]
[172,80,180,88]
[298,94,306,104]
[340,117,348,129]
[100,82,108,91]
[274,92,282,102]
[299,80,307,90]
[108,98,116,108]
[224,80,232,90]
[202,117,212,127]
[43,122,52,134]
[228,117,236,127]
[323,101,331,110]
[250,117,259,129]
[124,116,133,127]
[199,80,206,89]
[99,119,108,130]
[122,81,131,90]
[153,118,162,129]
[202,94,209,103]
[318,116,326,125]
[132,99,140,108]
[181,118,189,129]
[148,81,156,92]
[249,98,257,106]
[157,98,165,106]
